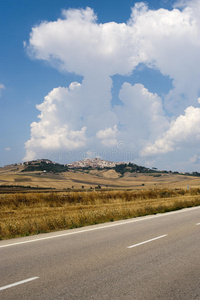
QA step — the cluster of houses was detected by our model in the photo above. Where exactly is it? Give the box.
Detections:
[67,158,122,169]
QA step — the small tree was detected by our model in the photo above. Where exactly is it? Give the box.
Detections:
[95,185,101,189]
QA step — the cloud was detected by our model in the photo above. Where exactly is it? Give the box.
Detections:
[141,103,200,156]
[24,84,87,161]
[27,7,142,76]
[4,147,11,151]
[116,83,168,143]
[129,1,200,114]
[96,125,118,147]
[24,2,200,170]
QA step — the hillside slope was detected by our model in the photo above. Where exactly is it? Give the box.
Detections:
[1,160,200,191]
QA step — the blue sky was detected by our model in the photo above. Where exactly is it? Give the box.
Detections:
[1,0,200,172]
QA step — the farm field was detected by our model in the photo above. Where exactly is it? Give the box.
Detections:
[1,187,200,240]
[1,164,200,240]
[1,164,200,191]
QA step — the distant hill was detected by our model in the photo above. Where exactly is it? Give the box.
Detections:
[21,158,154,175]
[67,158,157,175]
[1,158,200,192]
[113,163,155,176]
[4,157,200,177]
[22,159,69,173]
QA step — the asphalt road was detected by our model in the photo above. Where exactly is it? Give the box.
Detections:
[1,206,200,299]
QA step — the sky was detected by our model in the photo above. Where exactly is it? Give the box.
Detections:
[1,0,200,172]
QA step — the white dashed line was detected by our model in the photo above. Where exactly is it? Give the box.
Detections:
[127,234,168,249]
[0,277,39,291]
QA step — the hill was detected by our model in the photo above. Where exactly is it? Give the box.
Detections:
[1,158,200,192]
[22,159,69,173]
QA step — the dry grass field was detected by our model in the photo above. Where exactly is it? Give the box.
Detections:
[1,188,200,240]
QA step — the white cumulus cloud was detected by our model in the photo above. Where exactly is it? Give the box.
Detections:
[142,104,200,156]
[96,125,118,147]
[27,7,142,76]
[129,1,200,114]
[116,83,169,143]
[24,2,200,170]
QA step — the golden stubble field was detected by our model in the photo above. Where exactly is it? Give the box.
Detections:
[1,164,200,190]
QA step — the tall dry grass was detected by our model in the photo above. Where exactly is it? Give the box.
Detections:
[1,188,200,239]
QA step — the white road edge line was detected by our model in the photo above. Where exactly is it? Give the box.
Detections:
[0,215,157,248]
[1,206,200,249]
[127,234,168,249]
[0,277,39,291]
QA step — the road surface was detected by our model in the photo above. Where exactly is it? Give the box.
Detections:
[1,206,200,299]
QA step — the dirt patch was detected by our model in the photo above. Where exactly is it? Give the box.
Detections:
[15,178,32,182]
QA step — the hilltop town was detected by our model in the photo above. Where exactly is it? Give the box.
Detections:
[2,158,200,177]
[5,158,122,169]
[67,158,122,169]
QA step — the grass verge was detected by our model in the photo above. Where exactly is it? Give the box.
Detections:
[1,188,200,239]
